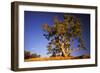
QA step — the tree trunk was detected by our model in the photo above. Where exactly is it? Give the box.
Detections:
[60,43,68,57]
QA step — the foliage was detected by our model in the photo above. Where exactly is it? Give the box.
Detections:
[42,15,87,57]
[24,50,40,59]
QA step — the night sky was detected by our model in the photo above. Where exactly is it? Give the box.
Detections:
[24,11,90,57]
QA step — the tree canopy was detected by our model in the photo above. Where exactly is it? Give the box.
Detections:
[42,15,87,57]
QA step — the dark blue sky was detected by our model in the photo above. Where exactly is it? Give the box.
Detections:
[24,11,90,57]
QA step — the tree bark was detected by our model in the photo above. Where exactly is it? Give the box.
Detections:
[60,43,68,57]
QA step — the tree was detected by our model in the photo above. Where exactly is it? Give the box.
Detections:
[42,15,87,57]
[24,50,41,59]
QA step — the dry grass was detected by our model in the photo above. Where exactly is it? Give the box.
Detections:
[25,55,90,62]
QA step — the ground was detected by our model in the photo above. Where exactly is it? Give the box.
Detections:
[25,55,90,62]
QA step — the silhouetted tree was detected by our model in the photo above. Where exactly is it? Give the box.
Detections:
[24,50,41,59]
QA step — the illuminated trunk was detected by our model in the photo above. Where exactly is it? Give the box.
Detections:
[60,43,68,57]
